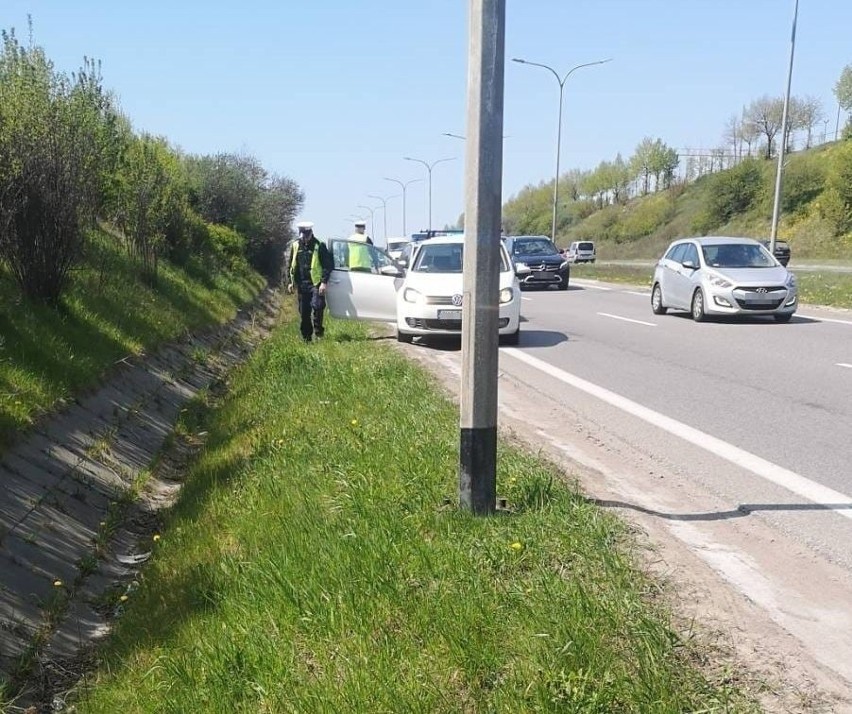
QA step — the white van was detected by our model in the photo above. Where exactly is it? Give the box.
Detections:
[566,241,596,264]
[386,237,411,261]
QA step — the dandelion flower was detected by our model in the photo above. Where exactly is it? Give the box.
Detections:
[510,542,523,552]
[153,534,161,542]
[351,419,358,426]
[119,595,129,602]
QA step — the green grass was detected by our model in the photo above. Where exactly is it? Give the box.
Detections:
[67,308,760,713]
[572,263,655,288]
[0,228,265,453]
[795,272,852,309]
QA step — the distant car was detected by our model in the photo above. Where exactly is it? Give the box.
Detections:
[325,235,521,345]
[386,237,411,261]
[566,240,596,264]
[651,237,797,322]
[759,239,791,266]
[504,235,569,291]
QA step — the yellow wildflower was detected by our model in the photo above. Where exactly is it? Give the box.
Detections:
[153,534,161,542]
[510,542,523,552]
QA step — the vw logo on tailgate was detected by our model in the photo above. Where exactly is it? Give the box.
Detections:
[451,294,463,307]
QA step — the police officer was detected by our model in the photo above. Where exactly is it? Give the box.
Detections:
[288,221,334,342]
[347,219,376,272]
[348,219,373,245]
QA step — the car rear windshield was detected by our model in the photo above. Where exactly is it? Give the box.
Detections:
[702,243,776,269]
[511,238,559,256]
[412,244,510,273]
[577,242,594,251]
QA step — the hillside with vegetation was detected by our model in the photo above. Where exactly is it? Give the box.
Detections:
[502,70,852,262]
[0,25,303,450]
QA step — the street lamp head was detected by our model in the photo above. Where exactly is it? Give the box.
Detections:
[511,58,526,64]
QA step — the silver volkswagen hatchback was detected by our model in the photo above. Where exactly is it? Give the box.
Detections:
[651,237,797,322]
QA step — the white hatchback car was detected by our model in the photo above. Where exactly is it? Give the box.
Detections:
[325,235,521,344]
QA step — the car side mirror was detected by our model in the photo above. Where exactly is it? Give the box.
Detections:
[380,264,404,277]
[681,259,698,270]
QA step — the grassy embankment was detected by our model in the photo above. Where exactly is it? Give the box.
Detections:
[67,310,760,712]
[0,227,265,455]
[559,142,852,296]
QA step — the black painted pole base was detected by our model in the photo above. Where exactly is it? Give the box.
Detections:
[459,426,497,515]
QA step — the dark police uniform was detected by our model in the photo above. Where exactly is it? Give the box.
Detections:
[289,234,334,341]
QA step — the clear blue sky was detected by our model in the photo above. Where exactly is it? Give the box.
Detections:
[5,1,851,245]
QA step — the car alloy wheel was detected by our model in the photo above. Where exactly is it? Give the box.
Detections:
[651,284,667,315]
[691,289,707,322]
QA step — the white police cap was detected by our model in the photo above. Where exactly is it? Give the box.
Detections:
[296,221,314,231]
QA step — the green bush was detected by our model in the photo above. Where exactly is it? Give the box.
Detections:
[701,158,765,229]
[819,143,852,235]
[619,193,676,241]
[781,155,827,215]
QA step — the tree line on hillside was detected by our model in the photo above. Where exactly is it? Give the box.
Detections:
[0,26,303,304]
[503,63,852,241]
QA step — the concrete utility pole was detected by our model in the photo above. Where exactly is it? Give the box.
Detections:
[459,0,505,515]
[769,0,799,250]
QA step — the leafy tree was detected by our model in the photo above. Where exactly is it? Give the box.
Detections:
[113,133,185,281]
[834,64,852,113]
[792,95,824,149]
[744,96,783,158]
[630,137,656,195]
[649,140,679,191]
[502,181,553,236]
[0,29,120,302]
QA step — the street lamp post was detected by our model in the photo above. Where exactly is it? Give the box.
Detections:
[383,177,423,237]
[367,193,399,245]
[512,56,611,244]
[403,156,456,235]
[356,204,381,242]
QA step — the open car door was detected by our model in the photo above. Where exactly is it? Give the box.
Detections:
[325,240,402,322]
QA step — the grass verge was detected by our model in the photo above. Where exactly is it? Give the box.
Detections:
[572,264,852,309]
[67,308,759,712]
[0,228,265,453]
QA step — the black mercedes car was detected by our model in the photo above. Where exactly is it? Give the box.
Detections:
[504,235,569,290]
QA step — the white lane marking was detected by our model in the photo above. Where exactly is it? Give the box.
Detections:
[597,312,657,327]
[800,314,852,326]
[626,291,649,297]
[837,363,852,370]
[503,348,852,519]
[521,297,533,301]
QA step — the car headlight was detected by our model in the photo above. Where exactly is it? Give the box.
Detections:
[706,275,732,288]
[499,287,514,304]
[785,273,796,288]
[403,287,423,304]
[514,262,531,274]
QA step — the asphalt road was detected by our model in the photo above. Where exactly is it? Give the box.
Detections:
[404,278,852,701]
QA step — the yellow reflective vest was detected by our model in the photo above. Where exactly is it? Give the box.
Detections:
[347,233,373,271]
